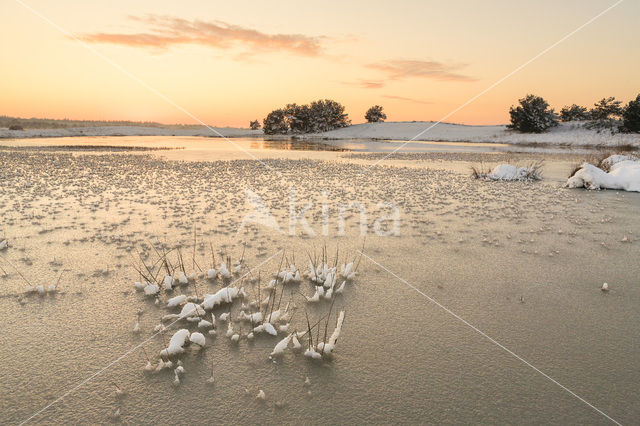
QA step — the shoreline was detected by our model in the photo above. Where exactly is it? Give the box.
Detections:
[1,121,639,149]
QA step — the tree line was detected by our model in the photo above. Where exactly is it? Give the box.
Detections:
[508,94,640,134]
[252,101,387,134]
[250,94,640,135]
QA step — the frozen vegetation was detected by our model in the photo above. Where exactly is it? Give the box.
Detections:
[567,155,640,192]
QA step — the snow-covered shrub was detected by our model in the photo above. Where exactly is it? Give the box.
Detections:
[622,94,640,133]
[560,104,590,122]
[566,155,640,192]
[471,162,543,181]
[249,120,261,130]
[365,105,387,123]
[508,94,558,133]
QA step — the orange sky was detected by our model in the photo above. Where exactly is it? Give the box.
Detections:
[1,0,638,127]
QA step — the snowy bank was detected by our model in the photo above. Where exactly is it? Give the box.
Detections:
[566,155,640,192]
[311,122,640,148]
[0,125,262,140]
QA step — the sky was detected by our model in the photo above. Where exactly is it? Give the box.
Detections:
[0,0,638,127]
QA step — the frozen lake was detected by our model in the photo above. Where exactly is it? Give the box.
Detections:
[0,136,638,424]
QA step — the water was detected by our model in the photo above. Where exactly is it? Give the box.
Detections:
[0,137,638,424]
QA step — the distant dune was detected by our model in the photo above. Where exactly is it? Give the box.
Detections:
[0,125,262,139]
[309,121,640,148]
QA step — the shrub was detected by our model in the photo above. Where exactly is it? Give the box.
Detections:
[262,109,289,135]
[8,124,24,131]
[249,120,261,130]
[365,105,387,123]
[622,94,640,133]
[559,104,590,122]
[507,94,558,133]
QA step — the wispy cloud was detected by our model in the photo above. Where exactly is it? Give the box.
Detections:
[79,15,323,56]
[382,95,432,104]
[340,79,385,89]
[367,59,475,82]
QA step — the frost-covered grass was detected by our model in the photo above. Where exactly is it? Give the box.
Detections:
[471,161,543,181]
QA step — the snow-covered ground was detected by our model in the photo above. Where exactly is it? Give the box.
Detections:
[312,121,640,148]
[0,125,262,139]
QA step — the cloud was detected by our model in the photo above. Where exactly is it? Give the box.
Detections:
[382,95,432,104]
[367,59,475,82]
[340,79,385,89]
[80,15,323,56]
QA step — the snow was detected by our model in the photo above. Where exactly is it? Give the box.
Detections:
[201,286,244,310]
[566,156,640,192]
[264,322,278,336]
[308,121,640,148]
[176,271,189,285]
[163,275,174,290]
[143,283,160,296]
[0,125,262,140]
[240,311,263,323]
[218,263,231,279]
[270,333,293,356]
[304,348,322,360]
[179,302,205,319]
[160,329,190,357]
[487,164,539,181]
[197,319,213,329]
[340,262,355,280]
[167,294,187,308]
[189,332,206,347]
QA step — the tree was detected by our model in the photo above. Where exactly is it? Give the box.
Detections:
[559,104,590,122]
[283,103,313,133]
[365,105,387,123]
[249,120,261,130]
[507,94,558,133]
[622,94,640,133]
[262,99,350,134]
[308,99,350,132]
[262,109,289,135]
[587,97,623,132]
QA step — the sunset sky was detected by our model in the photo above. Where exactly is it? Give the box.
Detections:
[1,0,638,127]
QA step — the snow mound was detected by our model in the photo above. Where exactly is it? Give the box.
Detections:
[486,164,542,181]
[160,329,190,357]
[566,156,640,192]
[201,286,244,310]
